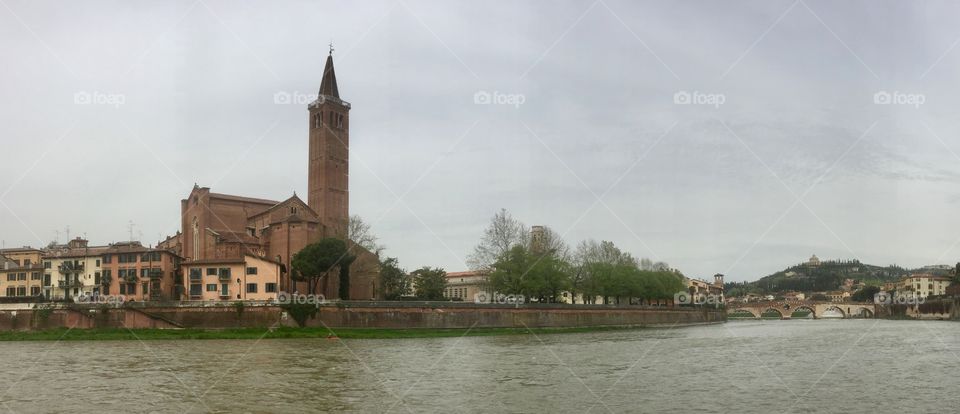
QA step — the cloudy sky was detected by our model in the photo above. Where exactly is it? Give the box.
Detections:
[2,0,960,281]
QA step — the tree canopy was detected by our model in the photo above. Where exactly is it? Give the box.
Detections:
[412,267,447,300]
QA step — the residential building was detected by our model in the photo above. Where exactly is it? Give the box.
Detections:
[42,238,108,300]
[100,241,181,301]
[899,274,952,298]
[181,254,281,301]
[0,254,44,299]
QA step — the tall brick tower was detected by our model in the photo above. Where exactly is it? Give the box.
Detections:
[307,50,350,237]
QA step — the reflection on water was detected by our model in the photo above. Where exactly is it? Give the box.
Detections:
[0,320,958,413]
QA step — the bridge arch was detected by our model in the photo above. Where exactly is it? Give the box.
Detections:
[761,308,784,319]
[822,306,846,318]
[792,305,816,318]
[853,307,873,318]
[728,309,758,318]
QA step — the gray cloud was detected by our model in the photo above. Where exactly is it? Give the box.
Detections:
[3,0,960,281]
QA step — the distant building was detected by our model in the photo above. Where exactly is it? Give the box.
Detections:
[0,248,44,299]
[181,255,281,301]
[899,274,952,298]
[42,238,108,300]
[806,255,821,267]
[784,291,805,301]
[444,270,489,302]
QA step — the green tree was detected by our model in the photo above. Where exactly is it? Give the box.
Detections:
[380,257,410,300]
[851,285,880,302]
[412,267,447,300]
[488,245,572,302]
[291,238,355,298]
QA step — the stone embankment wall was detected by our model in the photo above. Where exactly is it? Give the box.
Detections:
[0,302,726,331]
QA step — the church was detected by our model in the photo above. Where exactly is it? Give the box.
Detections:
[161,52,379,301]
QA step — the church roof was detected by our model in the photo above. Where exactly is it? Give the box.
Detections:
[246,194,320,222]
[318,53,339,98]
[208,192,279,206]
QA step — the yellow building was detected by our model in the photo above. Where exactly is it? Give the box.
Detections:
[899,274,952,298]
[42,238,109,300]
[181,254,282,301]
[0,251,44,299]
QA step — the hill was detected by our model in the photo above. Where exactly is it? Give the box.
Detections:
[724,259,924,296]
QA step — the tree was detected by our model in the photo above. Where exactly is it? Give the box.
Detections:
[851,285,880,302]
[412,267,447,300]
[291,238,355,299]
[348,215,384,256]
[468,209,528,270]
[380,257,410,300]
[489,244,572,303]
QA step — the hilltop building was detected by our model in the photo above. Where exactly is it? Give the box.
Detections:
[171,52,378,301]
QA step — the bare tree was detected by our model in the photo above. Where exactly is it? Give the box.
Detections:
[468,208,528,270]
[348,214,384,256]
[538,226,570,260]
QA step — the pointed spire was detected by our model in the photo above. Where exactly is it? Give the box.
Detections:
[318,49,340,98]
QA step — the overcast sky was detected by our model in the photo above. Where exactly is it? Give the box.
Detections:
[2,0,960,282]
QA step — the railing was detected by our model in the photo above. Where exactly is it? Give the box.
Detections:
[58,263,84,273]
[57,280,82,288]
[148,270,163,279]
[218,274,230,282]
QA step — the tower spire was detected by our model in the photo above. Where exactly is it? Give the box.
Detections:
[318,50,339,98]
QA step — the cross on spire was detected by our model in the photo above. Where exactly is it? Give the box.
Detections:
[328,41,334,56]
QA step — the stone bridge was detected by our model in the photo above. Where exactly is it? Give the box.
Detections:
[726,301,876,319]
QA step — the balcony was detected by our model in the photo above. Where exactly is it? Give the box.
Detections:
[57,279,82,288]
[58,262,84,273]
[218,273,231,282]
[147,269,163,279]
[123,274,138,283]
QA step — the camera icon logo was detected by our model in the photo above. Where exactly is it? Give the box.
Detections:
[473,90,492,105]
[674,291,692,305]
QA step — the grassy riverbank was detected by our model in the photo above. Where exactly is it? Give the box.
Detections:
[0,325,655,341]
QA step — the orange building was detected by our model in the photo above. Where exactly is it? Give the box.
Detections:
[99,242,181,301]
[182,255,282,301]
[0,248,45,299]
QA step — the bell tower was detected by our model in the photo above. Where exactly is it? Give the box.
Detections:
[307,48,350,237]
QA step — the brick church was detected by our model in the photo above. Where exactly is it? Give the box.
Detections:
[162,52,379,300]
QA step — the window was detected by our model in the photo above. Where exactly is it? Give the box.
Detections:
[218,268,231,278]
[95,259,100,267]
[6,274,14,281]
[31,272,40,280]
[126,283,136,294]
[190,284,202,297]
[119,284,126,294]
[142,283,148,295]
[44,261,51,269]
[246,267,257,275]
[30,286,40,296]
[17,287,26,296]
[220,284,229,297]
[265,283,277,293]
[246,283,257,293]
[206,284,217,292]
[24,259,31,266]
[5,287,14,296]
[207,268,217,276]
[190,268,202,280]
[94,272,100,285]
[17,273,26,281]
[102,255,111,264]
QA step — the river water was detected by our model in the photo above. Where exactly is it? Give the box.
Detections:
[1,320,958,413]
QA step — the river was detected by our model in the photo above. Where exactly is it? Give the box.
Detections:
[0,320,957,413]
